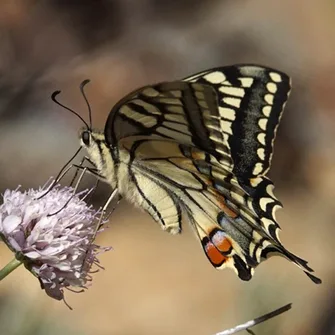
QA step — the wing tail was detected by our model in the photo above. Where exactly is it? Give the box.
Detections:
[261,244,322,284]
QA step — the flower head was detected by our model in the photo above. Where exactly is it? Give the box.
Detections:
[0,181,111,304]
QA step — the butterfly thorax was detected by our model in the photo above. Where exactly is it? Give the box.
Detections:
[80,130,146,209]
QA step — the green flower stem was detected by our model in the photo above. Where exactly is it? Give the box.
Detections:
[0,258,23,280]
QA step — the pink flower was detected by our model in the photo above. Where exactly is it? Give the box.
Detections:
[0,182,111,305]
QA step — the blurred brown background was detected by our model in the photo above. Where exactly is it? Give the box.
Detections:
[0,1,334,334]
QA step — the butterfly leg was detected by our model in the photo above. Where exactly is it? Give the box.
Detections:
[104,193,122,222]
[66,155,101,203]
[69,155,97,187]
[94,188,122,237]
[48,166,89,216]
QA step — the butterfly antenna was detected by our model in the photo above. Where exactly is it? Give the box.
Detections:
[51,90,90,129]
[37,146,83,200]
[80,79,92,130]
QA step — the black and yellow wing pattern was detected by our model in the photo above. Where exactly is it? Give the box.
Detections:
[104,64,321,283]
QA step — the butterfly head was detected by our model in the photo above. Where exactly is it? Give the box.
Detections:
[79,127,101,154]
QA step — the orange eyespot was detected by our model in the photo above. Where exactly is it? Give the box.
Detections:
[204,240,227,266]
[211,231,233,254]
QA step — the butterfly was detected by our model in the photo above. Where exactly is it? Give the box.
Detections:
[55,64,321,284]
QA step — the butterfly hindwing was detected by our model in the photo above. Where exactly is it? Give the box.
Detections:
[116,138,319,282]
[118,137,251,279]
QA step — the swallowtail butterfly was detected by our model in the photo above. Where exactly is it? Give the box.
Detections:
[63,64,322,283]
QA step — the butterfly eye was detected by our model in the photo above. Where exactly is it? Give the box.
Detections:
[81,130,90,146]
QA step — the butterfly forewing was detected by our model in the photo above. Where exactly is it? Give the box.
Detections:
[105,81,233,170]
[184,64,291,181]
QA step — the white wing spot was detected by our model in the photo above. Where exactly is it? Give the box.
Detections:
[261,218,280,241]
[252,229,263,242]
[266,184,276,199]
[156,97,183,105]
[206,124,220,132]
[219,107,236,120]
[167,106,184,114]
[250,177,262,187]
[209,133,221,142]
[262,105,271,117]
[142,87,160,97]
[253,162,263,176]
[239,77,254,87]
[219,86,245,97]
[247,198,253,210]
[220,119,233,135]
[222,133,229,143]
[265,94,274,105]
[257,148,265,160]
[262,218,273,231]
[252,231,263,261]
[223,97,241,108]
[269,72,282,83]
[262,240,272,248]
[260,197,274,212]
[258,118,268,131]
[216,148,230,157]
[203,71,226,84]
[254,246,262,262]
[257,133,266,145]
[266,82,277,93]
[119,106,157,127]
[263,218,280,240]
[249,243,256,256]
[219,159,232,169]
[272,205,281,219]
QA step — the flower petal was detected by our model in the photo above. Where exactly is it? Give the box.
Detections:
[1,215,22,234]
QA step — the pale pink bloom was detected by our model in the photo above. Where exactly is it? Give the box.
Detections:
[0,182,111,304]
